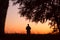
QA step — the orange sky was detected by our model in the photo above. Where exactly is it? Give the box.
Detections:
[5,0,53,34]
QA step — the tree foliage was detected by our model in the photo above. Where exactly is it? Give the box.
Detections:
[13,0,60,33]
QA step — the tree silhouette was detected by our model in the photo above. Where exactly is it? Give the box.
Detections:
[13,0,60,33]
[0,0,9,35]
[0,0,60,35]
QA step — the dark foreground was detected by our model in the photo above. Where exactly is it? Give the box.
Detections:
[0,34,60,40]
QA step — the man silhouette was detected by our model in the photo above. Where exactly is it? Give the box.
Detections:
[26,24,31,36]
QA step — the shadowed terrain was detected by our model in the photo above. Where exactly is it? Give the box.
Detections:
[0,34,60,40]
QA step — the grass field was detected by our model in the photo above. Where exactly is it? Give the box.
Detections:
[0,34,60,40]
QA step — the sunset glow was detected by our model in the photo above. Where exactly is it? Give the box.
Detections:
[5,0,53,34]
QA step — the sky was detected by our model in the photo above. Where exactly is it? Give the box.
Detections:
[5,0,53,34]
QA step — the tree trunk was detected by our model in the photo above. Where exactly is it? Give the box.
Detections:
[57,17,60,34]
[57,24,60,34]
[0,0,9,35]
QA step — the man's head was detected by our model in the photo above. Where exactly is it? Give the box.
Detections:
[27,24,29,26]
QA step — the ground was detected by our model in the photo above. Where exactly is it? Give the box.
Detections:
[0,34,60,40]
